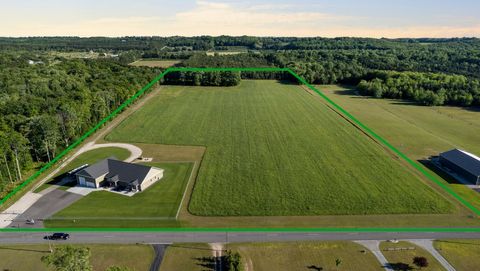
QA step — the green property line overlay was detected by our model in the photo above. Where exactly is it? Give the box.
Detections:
[1,227,480,233]
[0,67,479,233]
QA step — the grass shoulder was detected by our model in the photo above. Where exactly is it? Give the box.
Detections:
[229,241,383,271]
[0,243,154,271]
[434,239,480,271]
[379,241,445,270]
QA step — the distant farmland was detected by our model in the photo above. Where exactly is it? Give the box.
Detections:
[106,80,452,216]
[129,59,182,68]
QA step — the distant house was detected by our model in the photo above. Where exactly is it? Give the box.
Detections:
[439,149,480,185]
[27,60,44,65]
[74,158,163,192]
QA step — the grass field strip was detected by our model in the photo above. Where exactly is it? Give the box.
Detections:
[176,161,198,219]
[0,67,478,232]
[287,69,480,217]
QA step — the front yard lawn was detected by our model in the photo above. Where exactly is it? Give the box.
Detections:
[44,162,192,228]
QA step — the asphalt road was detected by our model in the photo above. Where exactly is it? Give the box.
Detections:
[0,231,479,244]
[8,190,82,228]
[149,244,168,271]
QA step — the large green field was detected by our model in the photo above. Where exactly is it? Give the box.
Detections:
[106,80,452,216]
[45,162,193,228]
[321,85,480,211]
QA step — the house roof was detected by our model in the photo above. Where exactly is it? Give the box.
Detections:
[440,149,480,177]
[75,157,155,185]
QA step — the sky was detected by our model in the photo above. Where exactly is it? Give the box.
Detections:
[1,0,479,38]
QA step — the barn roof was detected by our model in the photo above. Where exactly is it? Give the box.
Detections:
[439,149,480,177]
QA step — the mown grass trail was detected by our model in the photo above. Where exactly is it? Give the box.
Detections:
[107,80,452,216]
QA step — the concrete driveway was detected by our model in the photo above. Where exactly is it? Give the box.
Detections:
[0,192,43,228]
[8,189,82,228]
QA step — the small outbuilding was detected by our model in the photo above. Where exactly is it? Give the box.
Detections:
[439,149,480,185]
[74,157,163,192]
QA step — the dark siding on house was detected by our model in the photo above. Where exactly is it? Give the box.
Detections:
[439,156,479,184]
[439,149,480,185]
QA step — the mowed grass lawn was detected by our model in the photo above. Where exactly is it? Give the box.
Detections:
[45,163,192,226]
[380,241,445,271]
[0,244,154,271]
[321,85,480,210]
[159,243,213,271]
[229,241,383,271]
[434,240,480,271]
[107,80,452,216]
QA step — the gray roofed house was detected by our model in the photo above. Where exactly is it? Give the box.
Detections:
[439,149,480,185]
[74,157,164,192]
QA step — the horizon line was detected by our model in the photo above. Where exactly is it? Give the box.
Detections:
[0,35,479,39]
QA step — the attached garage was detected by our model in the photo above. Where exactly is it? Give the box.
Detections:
[73,157,164,193]
[78,176,86,186]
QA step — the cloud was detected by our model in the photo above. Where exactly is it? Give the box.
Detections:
[245,3,296,11]
[169,0,341,36]
[1,0,479,37]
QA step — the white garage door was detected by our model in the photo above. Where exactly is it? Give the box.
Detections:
[78,176,86,186]
[86,181,96,188]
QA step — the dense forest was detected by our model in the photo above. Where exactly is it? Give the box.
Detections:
[357,71,480,106]
[0,36,479,197]
[1,36,478,79]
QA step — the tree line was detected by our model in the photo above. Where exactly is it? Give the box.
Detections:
[163,70,291,86]
[166,51,480,106]
[1,36,479,79]
[164,71,242,86]
[357,71,480,106]
[0,52,156,197]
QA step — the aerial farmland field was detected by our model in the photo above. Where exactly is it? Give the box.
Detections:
[129,59,182,67]
[106,80,452,216]
[321,85,480,211]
